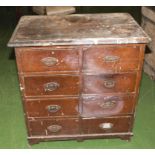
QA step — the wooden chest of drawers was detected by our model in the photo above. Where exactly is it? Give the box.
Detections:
[8,13,151,144]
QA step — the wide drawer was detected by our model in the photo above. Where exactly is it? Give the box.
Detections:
[24,75,80,97]
[16,47,80,73]
[82,116,132,134]
[81,95,136,117]
[25,97,79,117]
[28,118,79,136]
[83,73,136,94]
[83,45,141,73]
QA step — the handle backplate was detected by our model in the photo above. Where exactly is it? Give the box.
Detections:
[99,123,113,130]
[47,105,61,113]
[99,100,116,109]
[103,55,120,62]
[104,79,115,88]
[47,125,62,133]
[41,57,58,66]
[44,82,60,92]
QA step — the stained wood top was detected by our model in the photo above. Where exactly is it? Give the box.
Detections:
[8,13,151,47]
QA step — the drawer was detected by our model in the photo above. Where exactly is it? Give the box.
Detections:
[28,118,79,136]
[24,75,80,97]
[16,47,80,73]
[83,73,136,94]
[25,98,79,117]
[82,116,132,134]
[81,95,136,117]
[83,45,141,73]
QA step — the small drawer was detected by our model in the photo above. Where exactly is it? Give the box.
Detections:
[16,47,80,73]
[83,73,136,94]
[24,75,80,97]
[28,118,79,136]
[82,116,132,134]
[83,45,141,73]
[25,98,79,117]
[81,95,136,117]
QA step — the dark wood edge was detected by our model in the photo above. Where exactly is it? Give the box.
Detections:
[27,132,133,145]
[27,114,133,121]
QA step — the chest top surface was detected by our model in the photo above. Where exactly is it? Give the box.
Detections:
[8,13,151,47]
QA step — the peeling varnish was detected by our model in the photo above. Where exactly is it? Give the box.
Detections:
[41,121,43,126]
[8,13,151,47]
[45,130,48,136]
[20,83,24,91]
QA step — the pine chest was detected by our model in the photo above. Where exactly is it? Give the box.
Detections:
[8,13,151,144]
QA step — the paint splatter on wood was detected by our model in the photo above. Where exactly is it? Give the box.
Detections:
[8,13,151,47]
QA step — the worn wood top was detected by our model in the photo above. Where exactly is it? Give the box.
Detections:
[8,13,151,47]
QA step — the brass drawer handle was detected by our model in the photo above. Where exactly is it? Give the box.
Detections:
[104,80,115,88]
[47,105,61,113]
[98,100,116,109]
[44,82,60,92]
[99,123,113,130]
[41,57,58,66]
[47,125,62,133]
[103,55,120,62]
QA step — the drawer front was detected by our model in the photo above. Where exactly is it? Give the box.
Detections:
[28,118,79,136]
[83,45,141,73]
[82,116,132,134]
[83,73,136,94]
[16,47,80,73]
[81,95,136,117]
[25,98,79,117]
[24,75,80,97]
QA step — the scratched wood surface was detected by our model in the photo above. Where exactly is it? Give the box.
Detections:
[8,13,151,47]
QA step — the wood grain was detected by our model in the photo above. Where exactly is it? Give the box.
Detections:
[8,13,150,144]
[8,13,151,47]
[25,97,79,117]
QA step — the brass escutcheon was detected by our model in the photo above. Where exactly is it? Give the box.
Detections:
[47,125,62,133]
[41,57,58,66]
[99,123,113,130]
[103,55,120,62]
[47,105,61,113]
[44,82,60,92]
[99,100,116,109]
[104,79,115,88]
